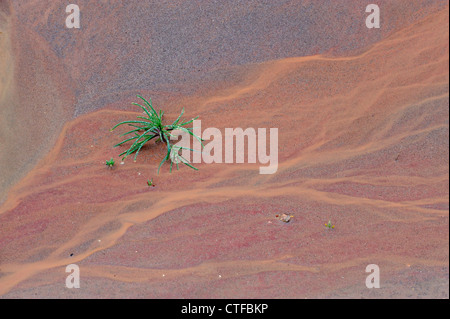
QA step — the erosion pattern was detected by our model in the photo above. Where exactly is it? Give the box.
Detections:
[0,1,448,298]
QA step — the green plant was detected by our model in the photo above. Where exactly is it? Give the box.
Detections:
[147,178,155,187]
[111,95,203,173]
[325,220,335,229]
[106,158,115,167]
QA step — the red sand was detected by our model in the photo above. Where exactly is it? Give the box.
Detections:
[0,2,448,298]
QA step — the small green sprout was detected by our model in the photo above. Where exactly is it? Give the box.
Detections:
[325,220,335,229]
[147,178,155,187]
[106,158,115,167]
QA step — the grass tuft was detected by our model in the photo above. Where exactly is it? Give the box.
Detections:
[111,95,203,173]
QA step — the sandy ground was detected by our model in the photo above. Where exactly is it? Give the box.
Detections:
[0,1,448,298]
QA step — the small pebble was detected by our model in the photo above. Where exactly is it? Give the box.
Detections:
[278,214,293,223]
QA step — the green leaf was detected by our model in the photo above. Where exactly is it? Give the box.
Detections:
[114,135,140,147]
[132,102,153,119]
[133,134,157,161]
[137,95,157,116]
[111,120,154,130]
[171,108,185,126]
